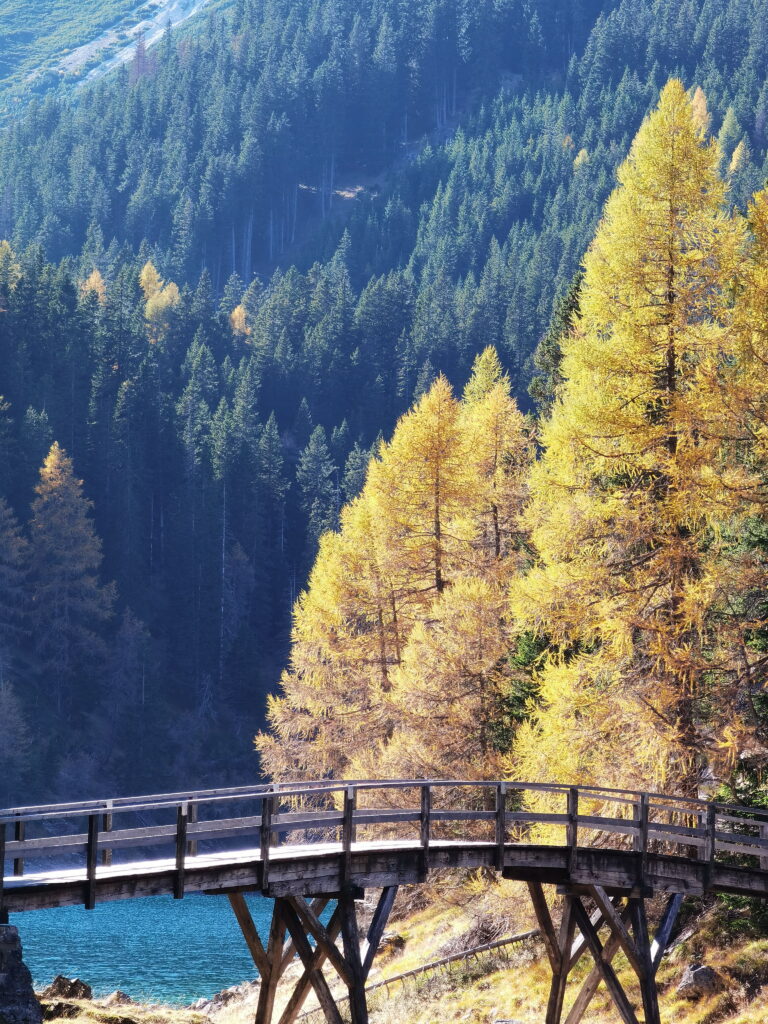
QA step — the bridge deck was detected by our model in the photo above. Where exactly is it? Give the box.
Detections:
[3,779,768,914]
[4,780,768,1024]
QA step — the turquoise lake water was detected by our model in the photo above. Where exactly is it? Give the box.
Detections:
[11,893,278,1005]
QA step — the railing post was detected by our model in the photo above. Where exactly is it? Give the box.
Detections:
[101,801,113,867]
[187,800,198,857]
[495,783,507,870]
[420,784,431,877]
[260,794,273,889]
[634,793,649,887]
[566,788,578,876]
[174,802,188,900]
[761,820,768,872]
[342,786,355,884]
[0,822,6,924]
[702,804,716,890]
[13,816,25,877]
[85,813,99,910]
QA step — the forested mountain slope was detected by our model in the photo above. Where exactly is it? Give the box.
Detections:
[2,0,768,803]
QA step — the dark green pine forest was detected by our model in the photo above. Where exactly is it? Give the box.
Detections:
[2,0,768,803]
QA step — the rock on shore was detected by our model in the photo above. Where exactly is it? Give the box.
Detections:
[0,926,43,1024]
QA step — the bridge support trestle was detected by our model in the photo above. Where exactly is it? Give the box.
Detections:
[527,884,681,1024]
[227,886,398,1024]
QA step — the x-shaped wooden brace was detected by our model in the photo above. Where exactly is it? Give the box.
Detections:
[527,882,682,1024]
[228,886,399,1024]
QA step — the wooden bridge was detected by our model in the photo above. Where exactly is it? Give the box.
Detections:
[3,779,768,1024]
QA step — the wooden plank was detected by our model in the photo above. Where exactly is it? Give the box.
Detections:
[507,812,570,824]
[570,897,639,1024]
[228,892,271,979]
[5,834,89,855]
[272,814,344,830]
[650,893,683,974]
[277,906,343,1024]
[351,810,420,825]
[280,898,345,1024]
[174,804,187,900]
[714,838,768,858]
[588,887,644,978]
[339,893,368,1024]
[288,896,352,987]
[429,810,496,822]
[85,814,99,910]
[527,881,561,973]
[361,886,398,978]
[564,906,630,1024]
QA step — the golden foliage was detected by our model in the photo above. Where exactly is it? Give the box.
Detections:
[257,363,532,782]
[80,269,106,303]
[510,79,767,797]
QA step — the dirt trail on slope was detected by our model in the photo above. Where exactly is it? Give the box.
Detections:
[55,0,213,86]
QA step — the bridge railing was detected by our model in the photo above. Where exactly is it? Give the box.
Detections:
[3,781,768,912]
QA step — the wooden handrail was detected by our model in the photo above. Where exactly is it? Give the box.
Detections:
[4,781,768,912]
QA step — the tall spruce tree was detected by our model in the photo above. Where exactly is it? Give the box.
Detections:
[29,443,115,715]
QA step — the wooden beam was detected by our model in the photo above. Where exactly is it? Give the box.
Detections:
[650,893,683,975]
[174,804,187,900]
[420,785,431,877]
[361,886,398,979]
[281,899,344,1024]
[342,789,355,884]
[0,822,6,923]
[628,898,660,1024]
[570,897,639,1024]
[228,893,271,980]
[13,817,25,877]
[588,887,644,978]
[545,895,575,1024]
[277,906,342,1024]
[564,903,631,1024]
[568,899,616,970]
[85,814,99,910]
[280,898,329,976]
[287,896,352,987]
[527,881,561,973]
[255,899,288,1024]
[496,784,507,870]
[339,893,368,1024]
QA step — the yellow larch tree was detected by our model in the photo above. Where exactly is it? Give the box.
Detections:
[258,360,533,785]
[510,79,767,799]
[139,260,180,340]
[460,347,533,575]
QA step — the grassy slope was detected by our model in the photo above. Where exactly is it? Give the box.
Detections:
[0,0,147,90]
